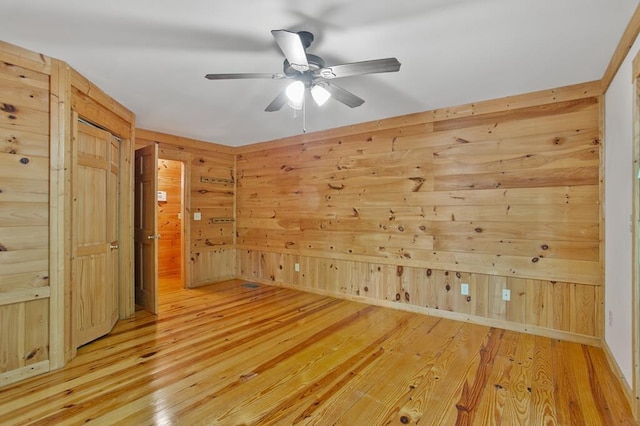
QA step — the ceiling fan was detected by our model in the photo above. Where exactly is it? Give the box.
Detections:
[205,30,401,112]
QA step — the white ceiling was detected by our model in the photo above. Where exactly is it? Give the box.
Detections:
[0,0,637,146]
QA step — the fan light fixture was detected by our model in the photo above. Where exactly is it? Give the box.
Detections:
[205,29,401,113]
[286,81,332,109]
[311,84,331,106]
[285,81,305,108]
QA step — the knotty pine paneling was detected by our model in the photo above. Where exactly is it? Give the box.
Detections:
[237,250,598,342]
[136,132,236,287]
[157,159,182,278]
[190,152,236,286]
[236,96,602,340]
[0,59,51,381]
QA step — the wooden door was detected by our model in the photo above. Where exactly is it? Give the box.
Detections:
[72,120,119,348]
[135,144,159,314]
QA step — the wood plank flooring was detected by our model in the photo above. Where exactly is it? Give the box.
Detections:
[0,278,635,425]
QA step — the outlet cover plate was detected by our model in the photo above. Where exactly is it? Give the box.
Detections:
[502,289,511,301]
[461,283,469,295]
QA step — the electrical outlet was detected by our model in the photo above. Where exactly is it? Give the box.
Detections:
[502,289,511,301]
[294,263,300,272]
[194,212,201,221]
[460,283,469,296]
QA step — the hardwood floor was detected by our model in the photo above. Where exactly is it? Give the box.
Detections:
[0,279,634,425]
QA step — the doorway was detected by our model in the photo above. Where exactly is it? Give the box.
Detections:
[157,158,185,296]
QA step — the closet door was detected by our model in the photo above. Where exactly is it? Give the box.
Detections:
[72,119,119,348]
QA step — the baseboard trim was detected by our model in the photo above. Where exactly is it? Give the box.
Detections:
[239,275,602,347]
[601,339,638,420]
[0,361,49,389]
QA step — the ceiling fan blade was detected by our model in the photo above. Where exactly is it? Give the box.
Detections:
[271,30,309,72]
[205,73,285,80]
[315,58,401,79]
[265,91,289,112]
[323,83,365,108]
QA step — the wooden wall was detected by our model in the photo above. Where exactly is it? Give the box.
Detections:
[0,40,135,386]
[0,44,52,385]
[236,82,604,344]
[136,130,236,287]
[157,159,182,278]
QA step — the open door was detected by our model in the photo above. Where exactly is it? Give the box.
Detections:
[135,144,159,314]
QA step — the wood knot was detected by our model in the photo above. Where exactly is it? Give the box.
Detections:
[474,227,483,233]
[444,271,449,276]
[398,225,405,232]
[426,269,432,277]
[395,293,401,301]
[532,257,540,263]
[455,137,469,144]
[400,415,410,424]
[24,347,40,360]
[328,183,344,190]
[396,266,404,277]
[466,296,472,302]
[1,103,16,113]
[456,272,461,279]
[404,292,410,302]
[541,244,549,250]
[364,286,369,292]
[20,157,29,164]
[0,244,9,251]
[445,284,451,291]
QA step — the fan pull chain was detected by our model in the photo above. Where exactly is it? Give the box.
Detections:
[302,95,307,133]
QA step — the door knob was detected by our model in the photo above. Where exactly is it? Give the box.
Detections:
[110,241,119,249]
[147,234,161,240]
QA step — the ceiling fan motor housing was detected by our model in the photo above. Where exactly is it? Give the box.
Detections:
[283,54,325,81]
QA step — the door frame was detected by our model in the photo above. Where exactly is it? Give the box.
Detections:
[66,110,134,359]
[133,146,192,310]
